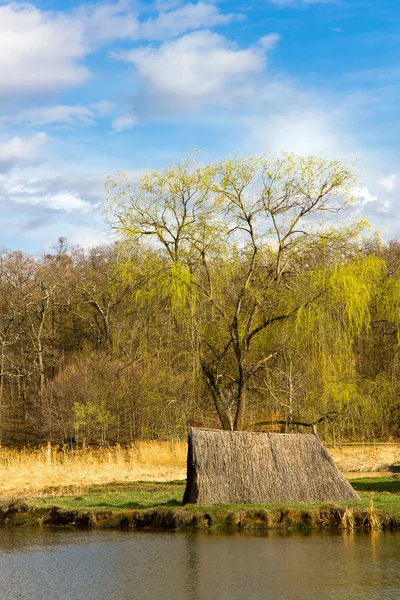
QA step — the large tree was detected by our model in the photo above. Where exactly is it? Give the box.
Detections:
[105,153,383,431]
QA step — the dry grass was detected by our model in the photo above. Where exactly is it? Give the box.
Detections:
[328,444,400,472]
[0,442,187,498]
[341,507,355,530]
[363,496,382,530]
[1,439,397,502]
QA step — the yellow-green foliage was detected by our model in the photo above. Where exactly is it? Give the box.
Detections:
[298,255,385,342]
[379,272,400,344]
[105,152,375,431]
[132,258,196,319]
[329,255,386,339]
[164,261,196,316]
[73,401,116,445]
[294,255,386,411]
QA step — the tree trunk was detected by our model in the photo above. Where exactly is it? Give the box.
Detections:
[0,344,4,446]
[202,363,232,430]
[233,377,247,431]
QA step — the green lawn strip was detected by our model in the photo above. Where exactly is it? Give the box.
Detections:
[350,477,400,494]
[31,481,185,512]
[30,477,400,513]
[1,477,400,530]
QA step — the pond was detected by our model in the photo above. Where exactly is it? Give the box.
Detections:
[0,528,399,599]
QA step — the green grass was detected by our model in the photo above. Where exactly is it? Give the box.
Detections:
[348,476,400,515]
[2,476,400,530]
[19,476,400,514]
[350,476,400,494]
[30,481,185,512]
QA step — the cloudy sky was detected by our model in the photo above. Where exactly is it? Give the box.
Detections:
[0,0,398,253]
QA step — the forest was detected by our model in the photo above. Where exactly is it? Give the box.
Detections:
[1,153,400,447]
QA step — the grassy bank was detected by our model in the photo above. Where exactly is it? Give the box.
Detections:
[1,444,399,532]
[1,477,400,532]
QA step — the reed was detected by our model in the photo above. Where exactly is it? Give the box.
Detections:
[340,508,355,530]
[0,442,187,497]
[363,496,382,530]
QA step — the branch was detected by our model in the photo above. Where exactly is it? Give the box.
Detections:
[245,400,357,431]
[246,290,325,346]
[246,305,300,346]
[247,352,278,377]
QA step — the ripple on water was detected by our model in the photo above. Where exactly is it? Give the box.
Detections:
[0,528,399,600]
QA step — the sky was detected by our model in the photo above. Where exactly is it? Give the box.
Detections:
[0,0,399,254]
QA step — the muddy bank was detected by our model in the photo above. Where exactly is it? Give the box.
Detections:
[1,502,399,532]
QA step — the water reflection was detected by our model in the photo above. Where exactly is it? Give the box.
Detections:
[185,532,201,598]
[0,528,399,600]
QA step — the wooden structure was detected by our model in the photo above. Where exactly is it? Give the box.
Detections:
[183,427,359,505]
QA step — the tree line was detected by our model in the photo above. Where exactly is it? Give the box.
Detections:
[1,153,400,446]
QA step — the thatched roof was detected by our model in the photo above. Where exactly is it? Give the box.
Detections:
[183,427,359,505]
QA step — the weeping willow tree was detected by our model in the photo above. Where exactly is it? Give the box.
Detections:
[354,252,400,438]
[105,153,383,431]
[279,256,387,436]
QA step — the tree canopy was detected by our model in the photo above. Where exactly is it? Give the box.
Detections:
[1,154,399,446]
[105,153,383,431]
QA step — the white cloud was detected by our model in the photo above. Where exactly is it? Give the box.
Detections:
[0,1,239,105]
[77,1,238,45]
[116,31,267,112]
[68,227,111,249]
[14,190,90,212]
[380,174,398,193]
[139,2,238,40]
[155,0,185,10]
[4,106,94,127]
[0,103,115,127]
[351,186,389,212]
[0,170,110,251]
[268,0,333,6]
[35,174,107,204]
[75,0,138,46]
[30,106,96,126]
[93,101,115,116]
[112,115,138,132]
[351,186,378,205]
[240,85,396,227]
[257,33,281,50]
[0,171,105,209]
[245,103,349,157]
[0,3,89,101]
[0,133,49,172]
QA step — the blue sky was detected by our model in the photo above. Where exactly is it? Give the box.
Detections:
[0,0,399,253]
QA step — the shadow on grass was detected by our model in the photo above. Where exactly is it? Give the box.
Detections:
[351,478,400,494]
[81,481,185,497]
[388,466,400,473]
[87,499,183,510]
[120,499,182,509]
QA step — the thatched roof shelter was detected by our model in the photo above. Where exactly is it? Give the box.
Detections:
[183,427,359,505]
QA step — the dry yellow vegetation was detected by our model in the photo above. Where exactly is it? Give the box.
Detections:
[1,441,397,500]
[0,442,187,497]
[328,444,400,472]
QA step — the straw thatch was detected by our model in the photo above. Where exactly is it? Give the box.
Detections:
[183,427,360,505]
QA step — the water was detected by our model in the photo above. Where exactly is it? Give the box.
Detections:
[0,527,399,600]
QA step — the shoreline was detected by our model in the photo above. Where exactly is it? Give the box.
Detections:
[1,476,399,532]
[1,502,399,532]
